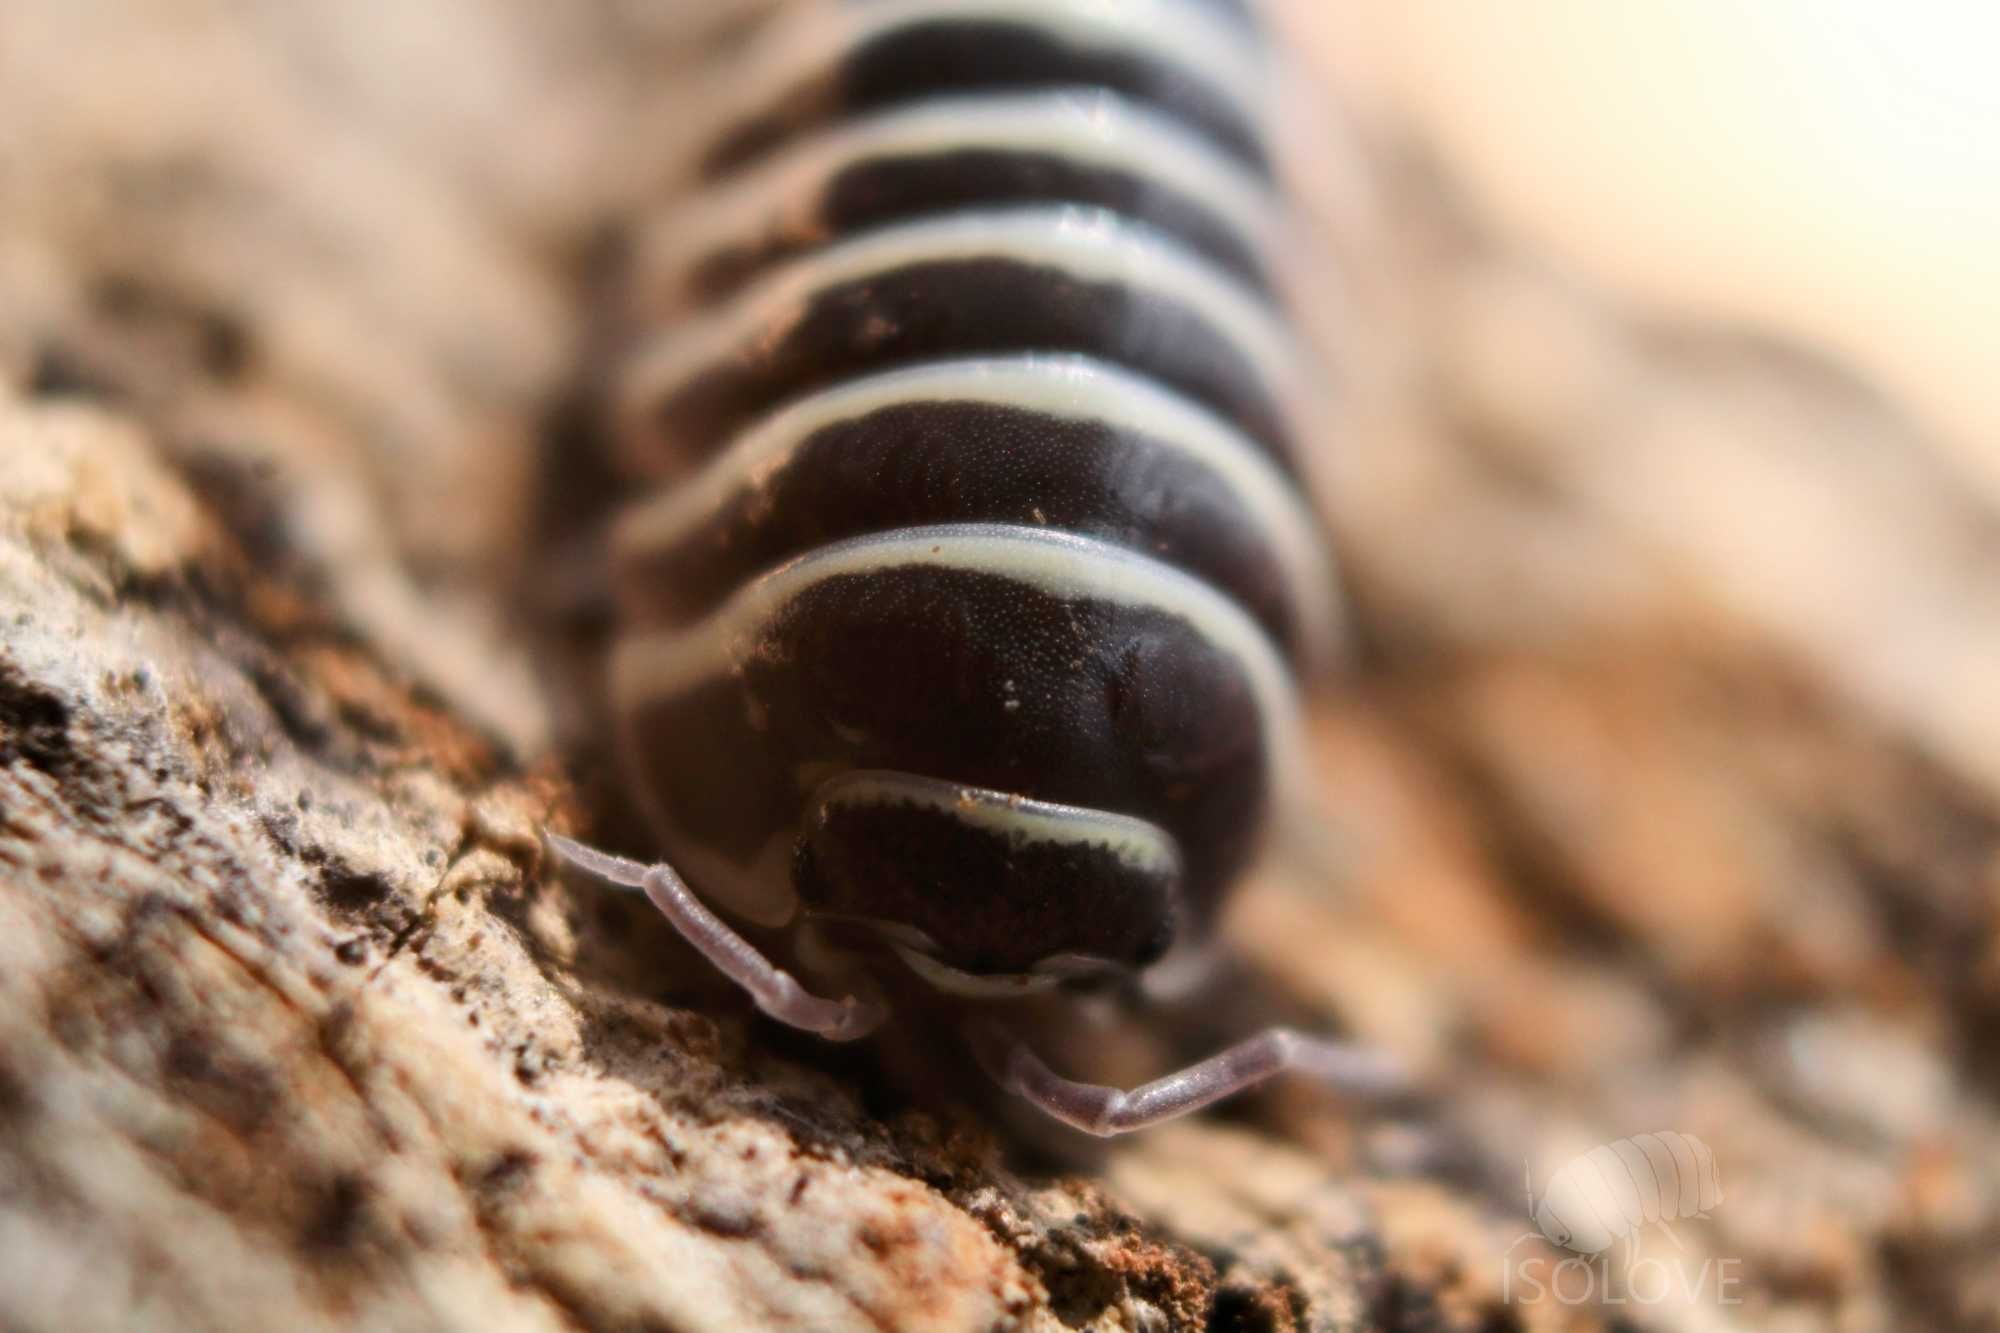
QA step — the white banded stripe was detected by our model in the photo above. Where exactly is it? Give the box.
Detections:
[637,88,1282,307]
[616,205,1303,446]
[610,522,1308,801]
[611,353,1340,660]
[694,0,1274,166]
[814,768,1182,876]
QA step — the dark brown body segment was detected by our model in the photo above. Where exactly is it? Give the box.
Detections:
[615,548,1270,942]
[632,249,1296,475]
[686,144,1274,303]
[706,17,1272,182]
[613,398,1307,658]
[798,786,1180,974]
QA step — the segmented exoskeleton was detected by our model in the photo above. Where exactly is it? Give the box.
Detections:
[551,0,1401,1135]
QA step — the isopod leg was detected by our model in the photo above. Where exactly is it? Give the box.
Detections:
[970,1021,1410,1137]
[545,832,888,1042]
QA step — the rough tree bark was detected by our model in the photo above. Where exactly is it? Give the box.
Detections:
[3,4,1997,1331]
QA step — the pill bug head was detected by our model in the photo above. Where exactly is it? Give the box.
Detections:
[794,772,1182,983]
[608,520,1290,984]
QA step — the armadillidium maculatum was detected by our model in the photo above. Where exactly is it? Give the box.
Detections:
[551,0,1404,1136]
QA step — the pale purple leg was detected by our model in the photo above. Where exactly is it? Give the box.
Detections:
[971,1022,1409,1136]
[546,832,888,1042]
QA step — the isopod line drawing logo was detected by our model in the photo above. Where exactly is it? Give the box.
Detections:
[1527,1132,1722,1254]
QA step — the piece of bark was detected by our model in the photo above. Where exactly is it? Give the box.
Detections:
[5,3,2000,1331]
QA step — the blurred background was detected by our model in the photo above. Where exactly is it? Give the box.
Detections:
[1320,0,2000,469]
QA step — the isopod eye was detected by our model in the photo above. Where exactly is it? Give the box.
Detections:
[795,770,1181,977]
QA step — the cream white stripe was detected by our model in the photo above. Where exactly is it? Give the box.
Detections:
[640,89,1279,305]
[618,206,1302,438]
[697,0,1271,167]
[611,354,1337,658]
[610,523,1306,798]
[816,769,1181,873]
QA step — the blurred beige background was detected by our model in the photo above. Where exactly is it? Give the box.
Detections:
[1309,0,2000,499]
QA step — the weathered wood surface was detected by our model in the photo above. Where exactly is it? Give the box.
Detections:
[3,4,1996,1330]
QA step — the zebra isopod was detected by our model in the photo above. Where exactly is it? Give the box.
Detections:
[550,0,1404,1136]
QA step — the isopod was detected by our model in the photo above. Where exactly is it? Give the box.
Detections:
[550,0,1403,1136]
